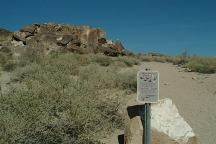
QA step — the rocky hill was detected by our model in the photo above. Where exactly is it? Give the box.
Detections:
[0,23,129,56]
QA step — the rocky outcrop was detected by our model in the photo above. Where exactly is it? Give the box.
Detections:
[125,98,197,144]
[9,23,128,56]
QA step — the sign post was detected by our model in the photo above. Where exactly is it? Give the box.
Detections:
[137,68,159,144]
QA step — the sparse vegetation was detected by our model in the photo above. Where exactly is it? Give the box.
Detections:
[185,57,216,73]
[116,56,140,67]
[0,42,215,144]
[0,49,138,143]
[133,52,216,74]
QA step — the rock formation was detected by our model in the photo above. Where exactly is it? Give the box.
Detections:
[0,23,129,56]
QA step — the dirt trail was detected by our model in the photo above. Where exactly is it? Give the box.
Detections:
[104,62,216,144]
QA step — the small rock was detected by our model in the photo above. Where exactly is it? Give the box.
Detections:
[184,68,192,72]
[192,77,197,80]
[11,40,25,47]
[163,82,169,85]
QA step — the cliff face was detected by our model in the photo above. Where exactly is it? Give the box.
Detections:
[1,23,129,56]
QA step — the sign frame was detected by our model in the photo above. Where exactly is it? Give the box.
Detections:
[137,70,159,104]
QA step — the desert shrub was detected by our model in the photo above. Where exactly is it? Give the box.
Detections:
[117,72,137,93]
[173,50,189,65]
[0,52,7,66]
[172,56,189,65]
[137,54,174,63]
[111,60,128,68]
[93,55,113,67]
[116,56,140,67]
[1,55,124,143]
[0,48,14,71]
[79,64,119,89]
[139,55,153,62]
[79,64,137,93]
[0,80,112,143]
[17,46,45,66]
[3,60,17,71]
[185,57,216,73]
[152,56,167,63]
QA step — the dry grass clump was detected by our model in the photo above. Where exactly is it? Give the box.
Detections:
[172,56,189,65]
[134,54,173,63]
[185,57,216,73]
[114,56,140,67]
[0,46,14,71]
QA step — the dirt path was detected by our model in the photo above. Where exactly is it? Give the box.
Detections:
[105,62,216,144]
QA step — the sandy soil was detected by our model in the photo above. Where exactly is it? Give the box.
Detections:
[104,62,216,144]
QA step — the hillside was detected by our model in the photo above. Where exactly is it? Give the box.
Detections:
[0,23,216,144]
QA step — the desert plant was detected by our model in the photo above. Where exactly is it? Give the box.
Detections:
[185,57,216,73]
[3,60,17,71]
[0,52,7,66]
[117,72,137,92]
[93,55,113,67]
[116,56,140,67]
[173,50,189,65]
[1,54,125,143]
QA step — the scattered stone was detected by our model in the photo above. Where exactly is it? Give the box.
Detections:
[56,35,74,46]
[192,77,197,80]
[184,68,192,72]
[11,40,25,47]
[163,82,169,85]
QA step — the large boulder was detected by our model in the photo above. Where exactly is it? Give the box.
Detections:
[125,98,197,144]
[13,31,27,43]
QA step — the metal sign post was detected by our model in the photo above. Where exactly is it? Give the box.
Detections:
[137,68,159,144]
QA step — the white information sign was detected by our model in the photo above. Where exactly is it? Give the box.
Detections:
[137,70,159,103]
